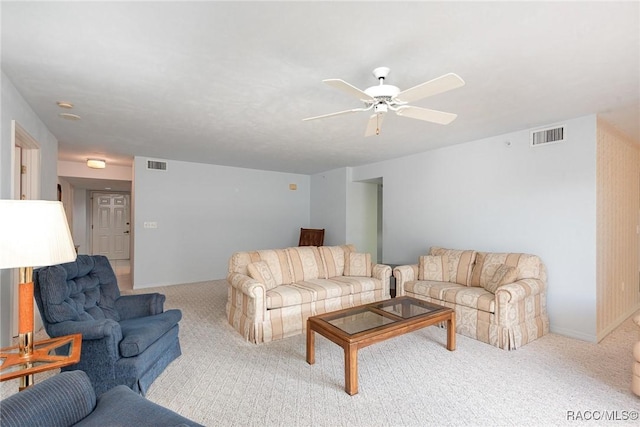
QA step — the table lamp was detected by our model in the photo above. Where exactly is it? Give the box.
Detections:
[0,200,77,389]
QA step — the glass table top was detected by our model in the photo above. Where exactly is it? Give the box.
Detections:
[0,334,82,381]
[324,297,449,336]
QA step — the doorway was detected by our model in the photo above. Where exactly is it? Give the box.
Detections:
[348,178,382,263]
[10,121,41,337]
[91,192,131,259]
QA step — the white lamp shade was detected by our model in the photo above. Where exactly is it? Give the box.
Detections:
[0,200,77,269]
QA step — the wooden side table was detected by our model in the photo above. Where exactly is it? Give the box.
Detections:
[0,333,82,391]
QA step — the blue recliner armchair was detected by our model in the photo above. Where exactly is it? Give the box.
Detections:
[0,370,202,427]
[33,255,182,396]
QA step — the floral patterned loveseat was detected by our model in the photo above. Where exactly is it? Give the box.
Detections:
[393,247,549,350]
[227,245,391,343]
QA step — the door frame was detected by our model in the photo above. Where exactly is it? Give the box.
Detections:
[10,121,41,336]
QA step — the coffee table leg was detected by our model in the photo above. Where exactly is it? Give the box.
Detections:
[306,320,315,365]
[447,313,456,351]
[344,344,358,395]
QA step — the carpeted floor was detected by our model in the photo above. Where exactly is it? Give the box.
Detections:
[2,280,639,426]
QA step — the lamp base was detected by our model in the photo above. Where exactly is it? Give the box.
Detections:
[19,331,34,357]
[18,331,34,391]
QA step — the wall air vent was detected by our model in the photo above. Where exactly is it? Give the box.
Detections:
[530,125,565,147]
[147,160,167,171]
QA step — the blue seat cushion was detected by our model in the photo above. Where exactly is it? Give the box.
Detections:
[74,382,202,427]
[118,309,182,357]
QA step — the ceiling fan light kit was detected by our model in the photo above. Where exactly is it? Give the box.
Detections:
[304,67,465,136]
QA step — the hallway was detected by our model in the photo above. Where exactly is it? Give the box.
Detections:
[111,259,132,292]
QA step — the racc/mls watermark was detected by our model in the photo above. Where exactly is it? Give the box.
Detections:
[566,410,639,421]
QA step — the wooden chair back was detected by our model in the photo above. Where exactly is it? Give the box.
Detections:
[298,228,325,246]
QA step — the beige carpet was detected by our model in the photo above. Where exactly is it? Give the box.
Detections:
[3,280,639,426]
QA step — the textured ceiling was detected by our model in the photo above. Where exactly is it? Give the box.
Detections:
[2,1,639,176]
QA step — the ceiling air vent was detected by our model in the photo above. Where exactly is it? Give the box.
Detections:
[530,125,565,147]
[147,160,167,171]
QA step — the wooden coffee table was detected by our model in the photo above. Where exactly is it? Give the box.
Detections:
[306,296,455,395]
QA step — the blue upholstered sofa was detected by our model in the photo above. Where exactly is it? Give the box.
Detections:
[33,255,182,396]
[0,370,202,427]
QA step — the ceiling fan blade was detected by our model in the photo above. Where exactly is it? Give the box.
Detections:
[364,113,385,137]
[323,79,375,102]
[395,106,458,125]
[394,73,465,103]
[303,108,367,121]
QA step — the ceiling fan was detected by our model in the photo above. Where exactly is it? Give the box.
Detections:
[303,67,465,136]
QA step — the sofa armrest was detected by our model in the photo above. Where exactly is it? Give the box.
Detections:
[48,318,122,342]
[227,272,267,323]
[372,264,392,280]
[227,272,267,298]
[116,293,166,320]
[372,264,392,298]
[48,319,122,363]
[0,371,96,427]
[495,278,546,304]
[393,265,418,297]
[48,320,123,383]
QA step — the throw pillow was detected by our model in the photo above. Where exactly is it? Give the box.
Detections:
[429,247,477,286]
[344,252,371,277]
[418,255,450,281]
[247,261,278,290]
[484,264,518,293]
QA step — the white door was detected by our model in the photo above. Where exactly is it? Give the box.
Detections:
[92,193,131,259]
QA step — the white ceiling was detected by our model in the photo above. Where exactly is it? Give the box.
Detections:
[2,1,639,176]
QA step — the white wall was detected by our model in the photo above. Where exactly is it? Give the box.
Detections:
[72,189,88,253]
[346,177,379,263]
[133,157,310,288]
[310,168,347,246]
[1,71,59,346]
[349,115,598,341]
[58,160,132,181]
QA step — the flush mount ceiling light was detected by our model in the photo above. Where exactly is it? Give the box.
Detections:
[59,113,81,121]
[56,101,74,109]
[87,159,106,169]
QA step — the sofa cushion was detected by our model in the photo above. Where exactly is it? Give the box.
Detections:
[119,310,182,358]
[319,245,355,278]
[287,246,326,282]
[344,252,371,277]
[294,279,354,300]
[335,276,380,293]
[429,247,477,286]
[405,280,495,313]
[228,249,293,285]
[470,252,542,287]
[247,261,278,290]
[441,286,495,313]
[75,381,203,427]
[265,284,315,309]
[404,280,464,301]
[483,264,519,293]
[418,255,450,281]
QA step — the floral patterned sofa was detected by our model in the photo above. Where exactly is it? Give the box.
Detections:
[393,247,549,350]
[227,245,391,343]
